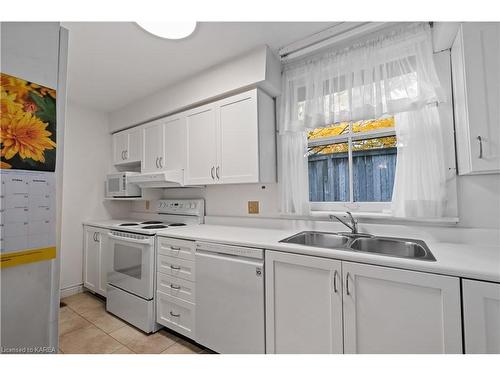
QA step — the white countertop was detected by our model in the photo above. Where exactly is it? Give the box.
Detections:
[156,224,500,283]
[84,220,500,283]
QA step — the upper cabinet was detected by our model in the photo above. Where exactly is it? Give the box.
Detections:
[185,103,218,185]
[185,89,276,185]
[451,23,500,175]
[111,88,276,186]
[141,114,187,174]
[112,127,143,166]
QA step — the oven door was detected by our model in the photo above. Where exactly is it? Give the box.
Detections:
[107,231,155,300]
[106,175,125,197]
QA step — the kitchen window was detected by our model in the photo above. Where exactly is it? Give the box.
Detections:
[307,117,397,212]
[279,23,457,219]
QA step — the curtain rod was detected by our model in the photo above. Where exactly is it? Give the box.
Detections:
[279,22,389,62]
[280,22,433,63]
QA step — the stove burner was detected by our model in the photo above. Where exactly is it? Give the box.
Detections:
[119,223,139,226]
[142,225,168,229]
[140,221,163,225]
[167,223,187,227]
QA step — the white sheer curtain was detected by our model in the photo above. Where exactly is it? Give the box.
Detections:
[279,22,447,218]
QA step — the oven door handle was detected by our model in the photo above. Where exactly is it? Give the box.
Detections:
[108,233,153,245]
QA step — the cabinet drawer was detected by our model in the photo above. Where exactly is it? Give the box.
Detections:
[156,291,195,339]
[157,237,195,261]
[157,272,195,303]
[157,255,195,282]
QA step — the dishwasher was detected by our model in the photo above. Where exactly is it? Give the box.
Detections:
[195,241,265,354]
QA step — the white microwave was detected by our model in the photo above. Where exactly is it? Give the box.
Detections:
[105,172,141,198]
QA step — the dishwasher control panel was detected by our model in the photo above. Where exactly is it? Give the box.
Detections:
[196,241,264,260]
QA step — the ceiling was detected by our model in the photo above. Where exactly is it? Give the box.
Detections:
[63,22,336,112]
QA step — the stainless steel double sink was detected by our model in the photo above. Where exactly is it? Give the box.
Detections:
[279,231,436,261]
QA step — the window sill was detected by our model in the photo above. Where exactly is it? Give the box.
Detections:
[308,210,459,225]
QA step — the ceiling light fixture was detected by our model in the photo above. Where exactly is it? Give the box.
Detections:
[136,22,197,40]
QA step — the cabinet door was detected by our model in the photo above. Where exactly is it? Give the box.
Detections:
[265,251,343,354]
[218,90,259,183]
[163,115,186,171]
[463,279,500,353]
[452,23,500,174]
[96,229,108,297]
[83,227,99,293]
[185,104,218,185]
[342,261,462,353]
[127,127,143,163]
[142,120,164,173]
[112,131,128,164]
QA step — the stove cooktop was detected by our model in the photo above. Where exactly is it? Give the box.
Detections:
[114,220,188,233]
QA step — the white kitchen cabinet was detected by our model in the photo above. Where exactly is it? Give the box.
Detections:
[112,127,143,165]
[265,251,343,354]
[342,261,462,353]
[142,119,164,173]
[462,279,500,354]
[451,22,500,175]
[185,88,276,185]
[185,103,218,185]
[142,114,187,174]
[83,225,109,297]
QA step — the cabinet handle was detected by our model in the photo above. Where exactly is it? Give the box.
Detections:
[155,157,159,168]
[333,270,338,293]
[170,246,181,251]
[170,284,181,290]
[216,166,220,180]
[477,136,483,159]
[170,265,181,270]
[124,150,128,160]
[169,311,180,317]
[210,166,215,179]
[121,151,124,160]
[158,156,163,168]
[346,272,351,296]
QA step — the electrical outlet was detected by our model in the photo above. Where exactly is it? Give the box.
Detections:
[248,201,259,214]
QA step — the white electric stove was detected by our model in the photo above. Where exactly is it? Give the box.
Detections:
[106,199,204,333]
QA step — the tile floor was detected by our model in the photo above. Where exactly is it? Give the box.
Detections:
[59,291,211,354]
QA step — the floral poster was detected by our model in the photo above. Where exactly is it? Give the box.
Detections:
[1,73,57,171]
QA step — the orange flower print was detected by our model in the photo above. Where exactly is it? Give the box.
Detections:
[0,160,12,169]
[1,111,56,163]
[23,100,38,113]
[0,74,33,103]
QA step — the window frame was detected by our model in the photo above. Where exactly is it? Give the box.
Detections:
[307,123,397,212]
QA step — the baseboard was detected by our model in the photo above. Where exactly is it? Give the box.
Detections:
[60,284,84,298]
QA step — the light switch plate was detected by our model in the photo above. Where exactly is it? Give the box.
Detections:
[248,201,259,214]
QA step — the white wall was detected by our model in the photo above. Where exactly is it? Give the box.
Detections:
[59,102,130,292]
[108,45,281,132]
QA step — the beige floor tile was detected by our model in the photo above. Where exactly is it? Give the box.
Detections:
[109,324,149,345]
[79,306,126,333]
[59,306,78,321]
[62,292,104,315]
[59,326,123,354]
[161,338,204,354]
[111,326,179,354]
[112,345,136,354]
[59,311,92,336]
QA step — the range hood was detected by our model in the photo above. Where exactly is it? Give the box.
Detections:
[128,170,184,188]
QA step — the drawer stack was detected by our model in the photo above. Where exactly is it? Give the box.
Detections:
[156,236,196,339]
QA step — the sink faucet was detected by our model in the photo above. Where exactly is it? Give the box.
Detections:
[330,212,358,234]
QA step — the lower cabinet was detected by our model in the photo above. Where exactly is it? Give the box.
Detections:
[83,225,109,297]
[462,279,500,353]
[342,261,462,354]
[156,237,196,340]
[265,250,463,354]
[156,291,195,340]
[265,251,343,353]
